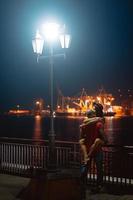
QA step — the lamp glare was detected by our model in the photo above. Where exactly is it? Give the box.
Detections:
[42,23,60,42]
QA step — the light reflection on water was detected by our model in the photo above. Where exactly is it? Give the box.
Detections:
[33,115,42,140]
[32,115,133,146]
[105,116,133,145]
[105,117,114,144]
[0,115,133,146]
[104,116,123,145]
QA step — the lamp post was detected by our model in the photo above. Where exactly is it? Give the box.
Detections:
[32,22,71,169]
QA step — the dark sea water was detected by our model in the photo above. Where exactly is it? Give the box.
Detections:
[0,115,133,146]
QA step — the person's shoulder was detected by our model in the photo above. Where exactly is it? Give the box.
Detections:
[80,118,89,128]
[96,117,104,128]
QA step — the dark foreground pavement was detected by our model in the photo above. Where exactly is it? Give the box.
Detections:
[0,174,133,200]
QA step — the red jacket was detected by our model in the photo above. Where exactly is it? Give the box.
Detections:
[80,117,104,154]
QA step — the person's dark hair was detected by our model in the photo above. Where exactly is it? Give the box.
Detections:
[93,102,103,117]
[86,109,96,118]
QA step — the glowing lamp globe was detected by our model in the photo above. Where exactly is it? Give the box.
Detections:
[59,34,71,48]
[32,30,44,54]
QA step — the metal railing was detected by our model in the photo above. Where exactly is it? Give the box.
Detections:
[0,138,80,176]
[88,145,133,187]
[0,137,133,188]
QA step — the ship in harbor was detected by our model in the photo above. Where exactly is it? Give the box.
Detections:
[56,88,116,117]
[7,88,127,117]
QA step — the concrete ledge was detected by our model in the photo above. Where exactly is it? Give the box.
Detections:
[0,173,133,200]
[18,169,81,200]
[0,174,30,200]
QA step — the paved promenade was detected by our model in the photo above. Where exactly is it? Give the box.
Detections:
[0,174,133,200]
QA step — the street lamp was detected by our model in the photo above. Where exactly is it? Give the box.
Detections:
[32,22,71,169]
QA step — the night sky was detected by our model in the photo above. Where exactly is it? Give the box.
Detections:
[0,0,133,111]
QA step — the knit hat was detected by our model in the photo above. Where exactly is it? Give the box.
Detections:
[93,102,103,117]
